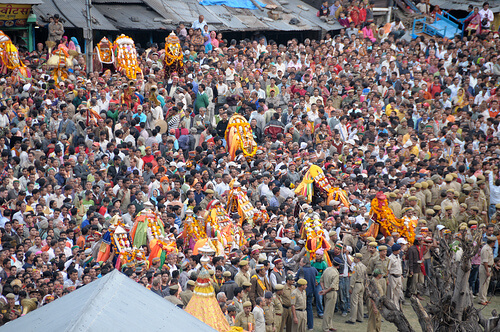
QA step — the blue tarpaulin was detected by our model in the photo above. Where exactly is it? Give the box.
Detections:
[199,0,266,10]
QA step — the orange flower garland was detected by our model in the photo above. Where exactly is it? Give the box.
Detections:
[370,197,413,244]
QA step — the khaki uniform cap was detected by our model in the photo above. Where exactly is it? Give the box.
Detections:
[297,278,308,285]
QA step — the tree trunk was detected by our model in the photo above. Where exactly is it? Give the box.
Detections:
[366,279,415,332]
[364,229,498,332]
[451,258,473,321]
[410,296,433,332]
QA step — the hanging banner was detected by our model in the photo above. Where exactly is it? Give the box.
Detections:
[0,4,32,27]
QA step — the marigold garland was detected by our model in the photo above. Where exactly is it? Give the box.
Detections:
[370,197,413,243]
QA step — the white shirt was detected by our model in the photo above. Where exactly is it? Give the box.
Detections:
[390,21,405,32]
[489,172,500,205]
[252,306,266,332]
[479,8,494,27]
[192,20,207,31]
[215,182,230,196]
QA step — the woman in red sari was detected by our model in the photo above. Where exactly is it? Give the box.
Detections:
[358,1,367,25]
[349,4,360,26]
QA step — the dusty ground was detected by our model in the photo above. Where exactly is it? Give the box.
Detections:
[309,295,500,332]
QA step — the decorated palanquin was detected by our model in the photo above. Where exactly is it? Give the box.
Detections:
[114,34,142,80]
[148,234,177,269]
[300,208,331,260]
[97,215,137,269]
[192,200,245,255]
[130,203,165,248]
[93,37,115,73]
[119,247,148,270]
[295,165,350,207]
[253,206,270,225]
[226,181,258,224]
[46,41,77,84]
[0,31,29,78]
[164,32,184,79]
[367,191,414,244]
[225,115,258,161]
[183,208,208,249]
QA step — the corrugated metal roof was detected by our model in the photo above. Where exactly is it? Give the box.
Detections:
[161,0,342,32]
[142,0,179,23]
[430,0,500,12]
[35,0,341,32]
[33,0,118,30]
[93,0,143,3]
[0,0,42,4]
[95,4,172,30]
[0,270,216,332]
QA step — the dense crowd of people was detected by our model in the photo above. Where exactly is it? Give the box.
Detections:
[1,2,500,331]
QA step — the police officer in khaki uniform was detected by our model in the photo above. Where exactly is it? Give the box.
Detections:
[456,203,470,225]
[320,257,340,331]
[458,184,471,204]
[180,280,195,307]
[235,260,251,286]
[361,240,378,266]
[273,284,285,332]
[242,281,252,303]
[367,245,389,295]
[478,236,496,305]
[491,204,500,222]
[346,253,366,325]
[291,278,307,332]
[449,173,461,193]
[465,187,488,219]
[235,301,256,331]
[425,209,438,232]
[441,189,460,216]
[422,181,432,207]
[1,293,20,318]
[388,193,402,218]
[414,183,427,211]
[408,195,423,218]
[430,175,442,205]
[441,205,458,232]
[281,275,295,332]
[367,269,384,332]
[263,291,275,332]
[164,285,184,308]
[441,174,454,192]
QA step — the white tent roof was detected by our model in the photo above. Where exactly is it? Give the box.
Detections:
[0,270,216,332]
